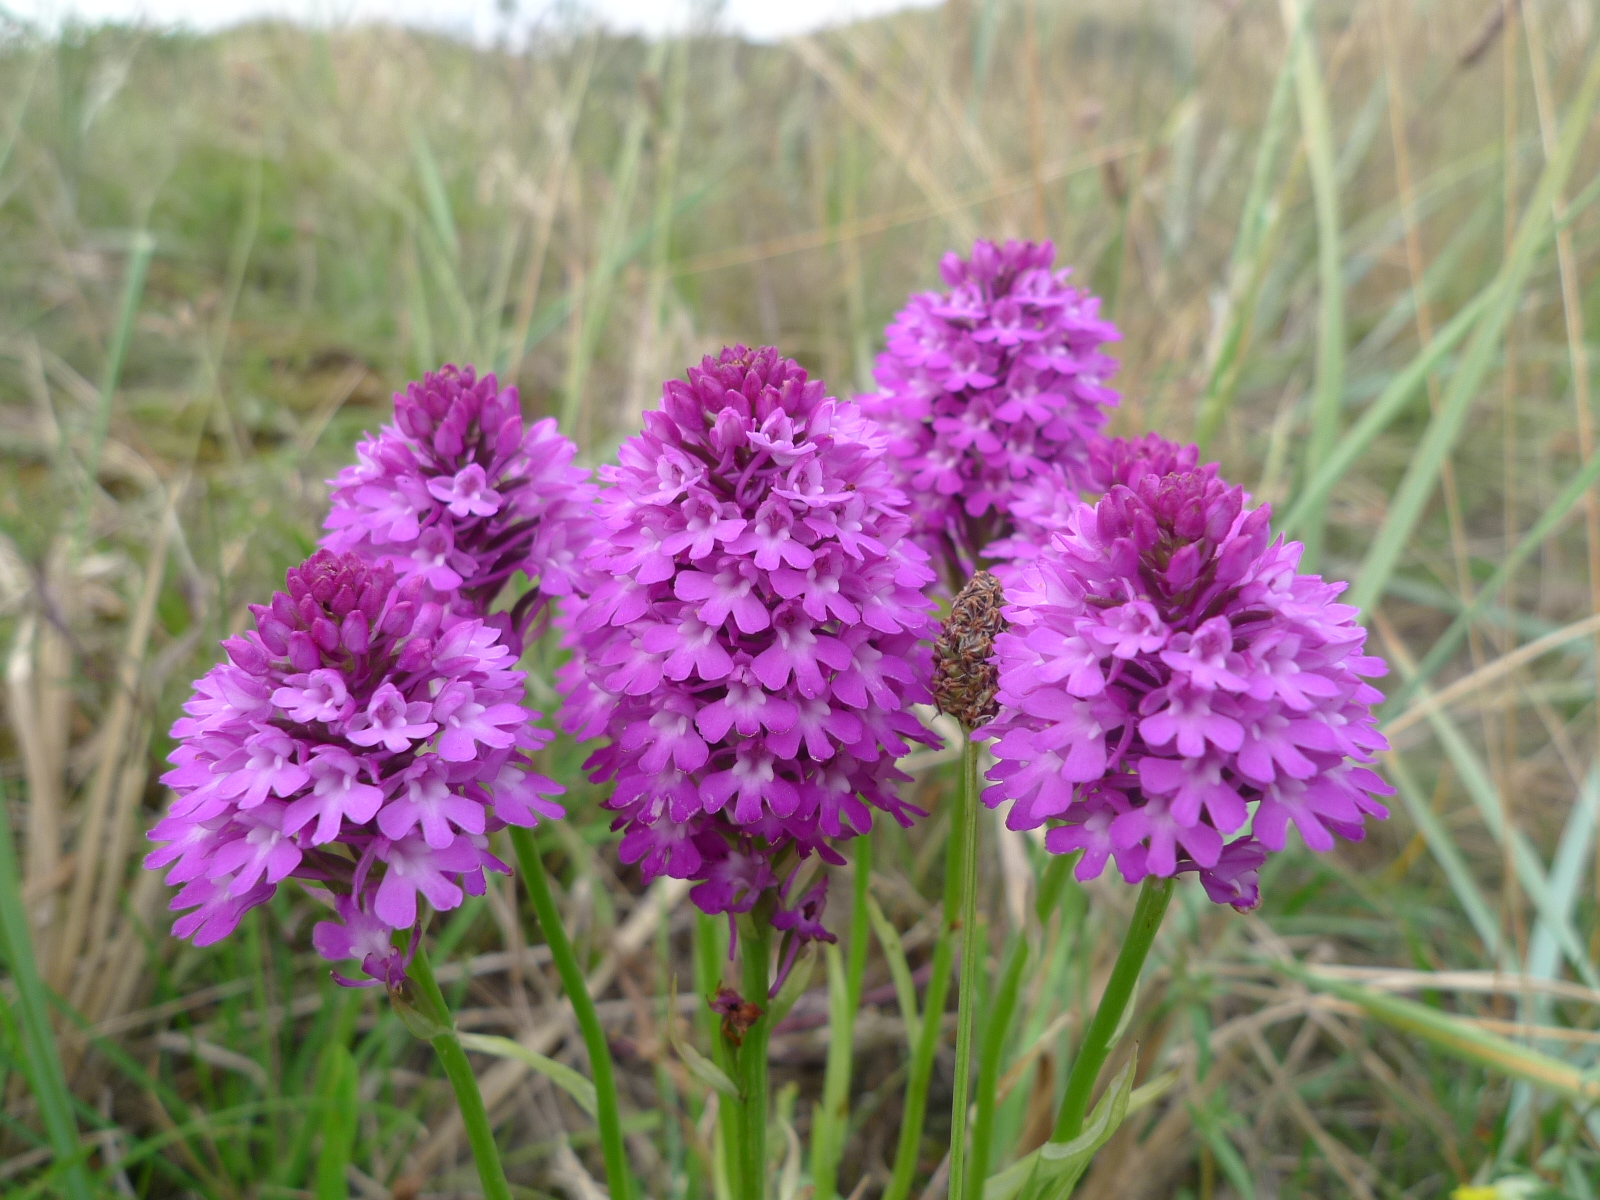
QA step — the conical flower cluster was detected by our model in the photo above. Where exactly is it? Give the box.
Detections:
[982,454,1391,909]
[861,238,1120,577]
[559,346,938,918]
[323,365,594,626]
[147,551,562,983]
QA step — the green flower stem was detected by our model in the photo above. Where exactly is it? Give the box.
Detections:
[884,768,968,1200]
[405,946,513,1200]
[695,911,743,1198]
[947,733,983,1200]
[967,932,1028,1199]
[510,827,633,1200]
[737,910,774,1200]
[1051,875,1174,1142]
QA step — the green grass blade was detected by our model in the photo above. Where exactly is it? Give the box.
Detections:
[809,943,852,1200]
[459,1033,600,1117]
[1379,446,1600,714]
[1193,18,1299,451]
[1281,0,1344,571]
[1283,964,1600,1103]
[1397,669,1599,989]
[866,893,921,1047]
[314,1044,358,1200]
[0,783,92,1200]
[1277,282,1490,539]
[561,39,668,439]
[1348,35,1600,613]
[1384,753,1502,959]
[79,230,153,539]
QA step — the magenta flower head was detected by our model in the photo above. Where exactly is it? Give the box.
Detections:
[987,434,1211,570]
[323,364,595,633]
[558,346,938,923]
[861,239,1120,581]
[981,455,1392,910]
[145,549,563,984]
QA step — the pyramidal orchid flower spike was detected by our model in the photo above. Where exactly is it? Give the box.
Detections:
[323,364,595,636]
[862,238,1120,581]
[145,549,563,985]
[982,447,1393,910]
[558,345,938,927]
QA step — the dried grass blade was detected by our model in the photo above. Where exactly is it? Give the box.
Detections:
[52,500,172,991]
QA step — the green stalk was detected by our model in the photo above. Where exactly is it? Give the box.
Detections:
[948,734,983,1200]
[404,946,513,1200]
[967,934,1028,1199]
[695,912,742,1198]
[510,827,633,1200]
[737,911,774,1200]
[1051,876,1174,1142]
[884,779,966,1200]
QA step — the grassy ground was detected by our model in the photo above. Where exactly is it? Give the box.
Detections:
[2,0,1600,1195]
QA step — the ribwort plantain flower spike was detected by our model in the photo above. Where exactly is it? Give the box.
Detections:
[933,570,1006,731]
[323,364,595,634]
[558,345,938,928]
[982,452,1392,909]
[145,550,563,984]
[862,239,1120,581]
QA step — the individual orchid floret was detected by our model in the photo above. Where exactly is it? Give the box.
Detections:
[861,239,1120,582]
[323,365,595,631]
[769,875,837,996]
[145,549,564,984]
[980,459,1391,910]
[558,346,938,927]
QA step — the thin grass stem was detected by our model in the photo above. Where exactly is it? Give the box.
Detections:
[884,783,965,1200]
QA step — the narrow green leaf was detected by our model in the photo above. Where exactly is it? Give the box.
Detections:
[669,1024,740,1100]
[1283,965,1600,1103]
[1193,18,1299,450]
[459,1033,600,1117]
[1385,753,1502,959]
[987,1048,1138,1200]
[768,942,816,1028]
[0,783,92,1200]
[809,943,854,1200]
[866,894,921,1048]
[314,1044,358,1200]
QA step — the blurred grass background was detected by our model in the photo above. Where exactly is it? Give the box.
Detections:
[3,0,1600,1196]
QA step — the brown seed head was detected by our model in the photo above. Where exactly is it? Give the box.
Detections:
[933,570,1007,730]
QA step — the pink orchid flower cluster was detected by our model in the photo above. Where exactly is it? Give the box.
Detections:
[148,368,584,985]
[862,238,1121,580]
[557,346,938,936]
[147,239,1392,985]
[978,443,1393,909]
